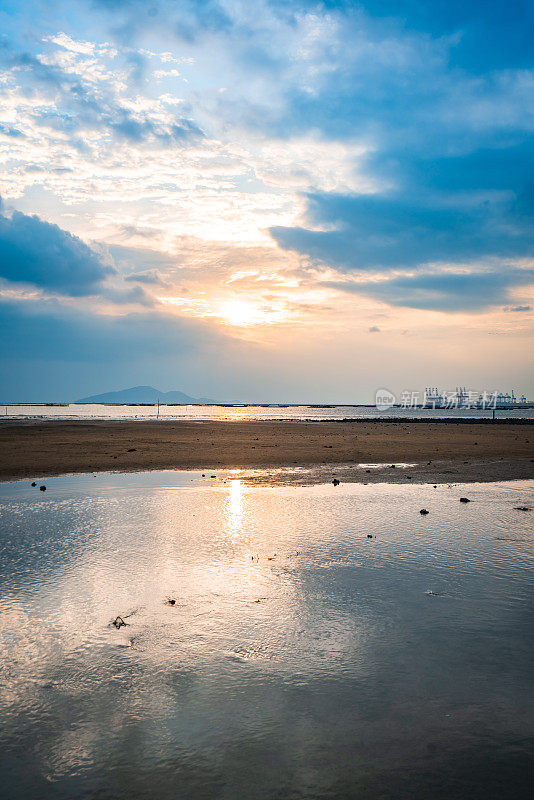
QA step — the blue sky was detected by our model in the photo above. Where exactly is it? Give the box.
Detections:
[0,0,532,401]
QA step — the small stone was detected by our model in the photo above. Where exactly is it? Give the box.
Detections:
[514,506,531,511]
[39,485,46,491]
[127,448,136,452]
[459,497,471,503]
[420,508,429,515]
[332,478,340,486]
[31,482,36,487]
[367,534,373,538]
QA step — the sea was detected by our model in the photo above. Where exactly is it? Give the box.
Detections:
[2,403,534,421]
[0,470,533,799]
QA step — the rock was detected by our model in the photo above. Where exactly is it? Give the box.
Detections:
[459,497,471,503]
[332,478,340,486]
[31,482,36,487]
[112,616,126,629]
[127,448,137,452]
[167,598,176,605]
[39,485,46,491]
[367,534,373,538]
[366,469,371,473]
[390,464,396,468]
[420,508,429,515]
[514,506,531,511]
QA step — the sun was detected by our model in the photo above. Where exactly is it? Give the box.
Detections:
[219,299,271,326]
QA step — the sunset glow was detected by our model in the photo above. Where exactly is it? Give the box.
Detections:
[0,0,532,402]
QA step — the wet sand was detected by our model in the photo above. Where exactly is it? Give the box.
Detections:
[0,419,532,484]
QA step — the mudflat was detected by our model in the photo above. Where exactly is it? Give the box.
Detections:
[0,419,533,484]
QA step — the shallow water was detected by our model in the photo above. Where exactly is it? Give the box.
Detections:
[0,472,533,799]
[2,402,533,420]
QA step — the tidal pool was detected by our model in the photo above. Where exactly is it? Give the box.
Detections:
[0,472,533,799]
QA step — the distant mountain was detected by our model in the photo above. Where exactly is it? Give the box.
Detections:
[75,386,216,405]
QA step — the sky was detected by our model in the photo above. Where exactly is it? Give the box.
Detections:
[0,0,533,402]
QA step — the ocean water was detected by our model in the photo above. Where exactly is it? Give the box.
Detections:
[0,472,533,799]
[2,402,533,421]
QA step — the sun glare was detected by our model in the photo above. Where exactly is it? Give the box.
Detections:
[219,299,272,326]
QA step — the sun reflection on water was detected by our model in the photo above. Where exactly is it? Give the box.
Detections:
[226,476,244,535]
[0,475,533,800]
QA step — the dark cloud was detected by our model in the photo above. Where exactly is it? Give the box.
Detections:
[124,270,169,287]
[504,305,532,312]
[271,146,534,271]
[0,293,252,401]
[351,0,534,72]
[0,298,212,362]
[271,138,534,311]
[0,209,114,296]
[326,269,534,312]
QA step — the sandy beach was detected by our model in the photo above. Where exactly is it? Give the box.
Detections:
[0,419,532,484]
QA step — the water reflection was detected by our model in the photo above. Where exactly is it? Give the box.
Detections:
[3,402,533,421]
[0,474,533,799]
[226,476,244,535]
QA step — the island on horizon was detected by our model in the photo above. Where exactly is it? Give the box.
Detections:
[75,385,217,405]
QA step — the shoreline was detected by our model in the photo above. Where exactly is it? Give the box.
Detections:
[1,419,532,485]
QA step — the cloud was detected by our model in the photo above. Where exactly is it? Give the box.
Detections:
[0,208,114,296]
[94,0,233,42]
[1,0,533,402]
[124,269,169,287]
[271,154,534,272]
[0,294,260,402]
[270,139,534,311]
[504,305,532,313]
[0,36,203,149]
[0,297,219,363]
[351,0,534,72]
[326,268,534,312]
[368,326,380,332]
